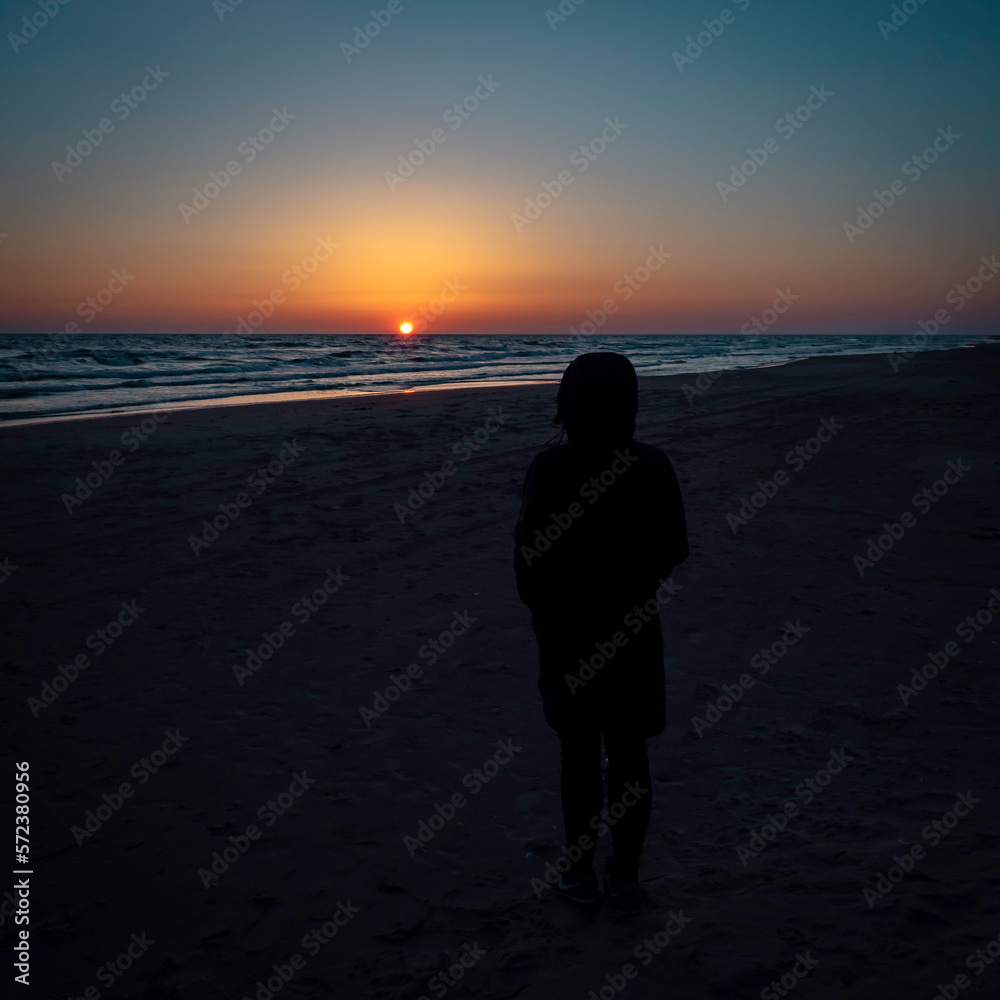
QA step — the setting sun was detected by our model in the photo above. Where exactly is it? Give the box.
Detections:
[399,323,413,334]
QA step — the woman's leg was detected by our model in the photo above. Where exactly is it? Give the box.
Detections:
[557,716,604,874]
[603,725,652,882]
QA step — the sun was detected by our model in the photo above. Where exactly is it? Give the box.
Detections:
[399,322,413,334]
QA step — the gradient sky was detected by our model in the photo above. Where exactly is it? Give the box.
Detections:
[1,0,998,335]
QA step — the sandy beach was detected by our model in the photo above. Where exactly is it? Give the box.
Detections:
[3,343,999,1000]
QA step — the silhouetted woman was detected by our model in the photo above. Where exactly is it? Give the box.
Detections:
[514,352,688,911]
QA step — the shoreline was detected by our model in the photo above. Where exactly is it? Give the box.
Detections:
[1,335,988,429]
[0,378,561,430]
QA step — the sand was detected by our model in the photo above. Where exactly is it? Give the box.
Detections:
[2,342,999,1000]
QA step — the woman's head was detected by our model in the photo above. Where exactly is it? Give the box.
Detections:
[554,352,638,445]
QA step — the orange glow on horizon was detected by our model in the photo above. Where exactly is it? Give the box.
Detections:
[2,172,996,333]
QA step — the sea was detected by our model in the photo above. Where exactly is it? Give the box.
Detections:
[0,332,994,425]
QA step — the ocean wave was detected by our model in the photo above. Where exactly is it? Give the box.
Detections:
[0,332,991,422]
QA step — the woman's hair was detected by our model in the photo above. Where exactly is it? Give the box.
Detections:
[554,352,638,445]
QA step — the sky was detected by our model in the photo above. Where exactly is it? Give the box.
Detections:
[1,0,998,335]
